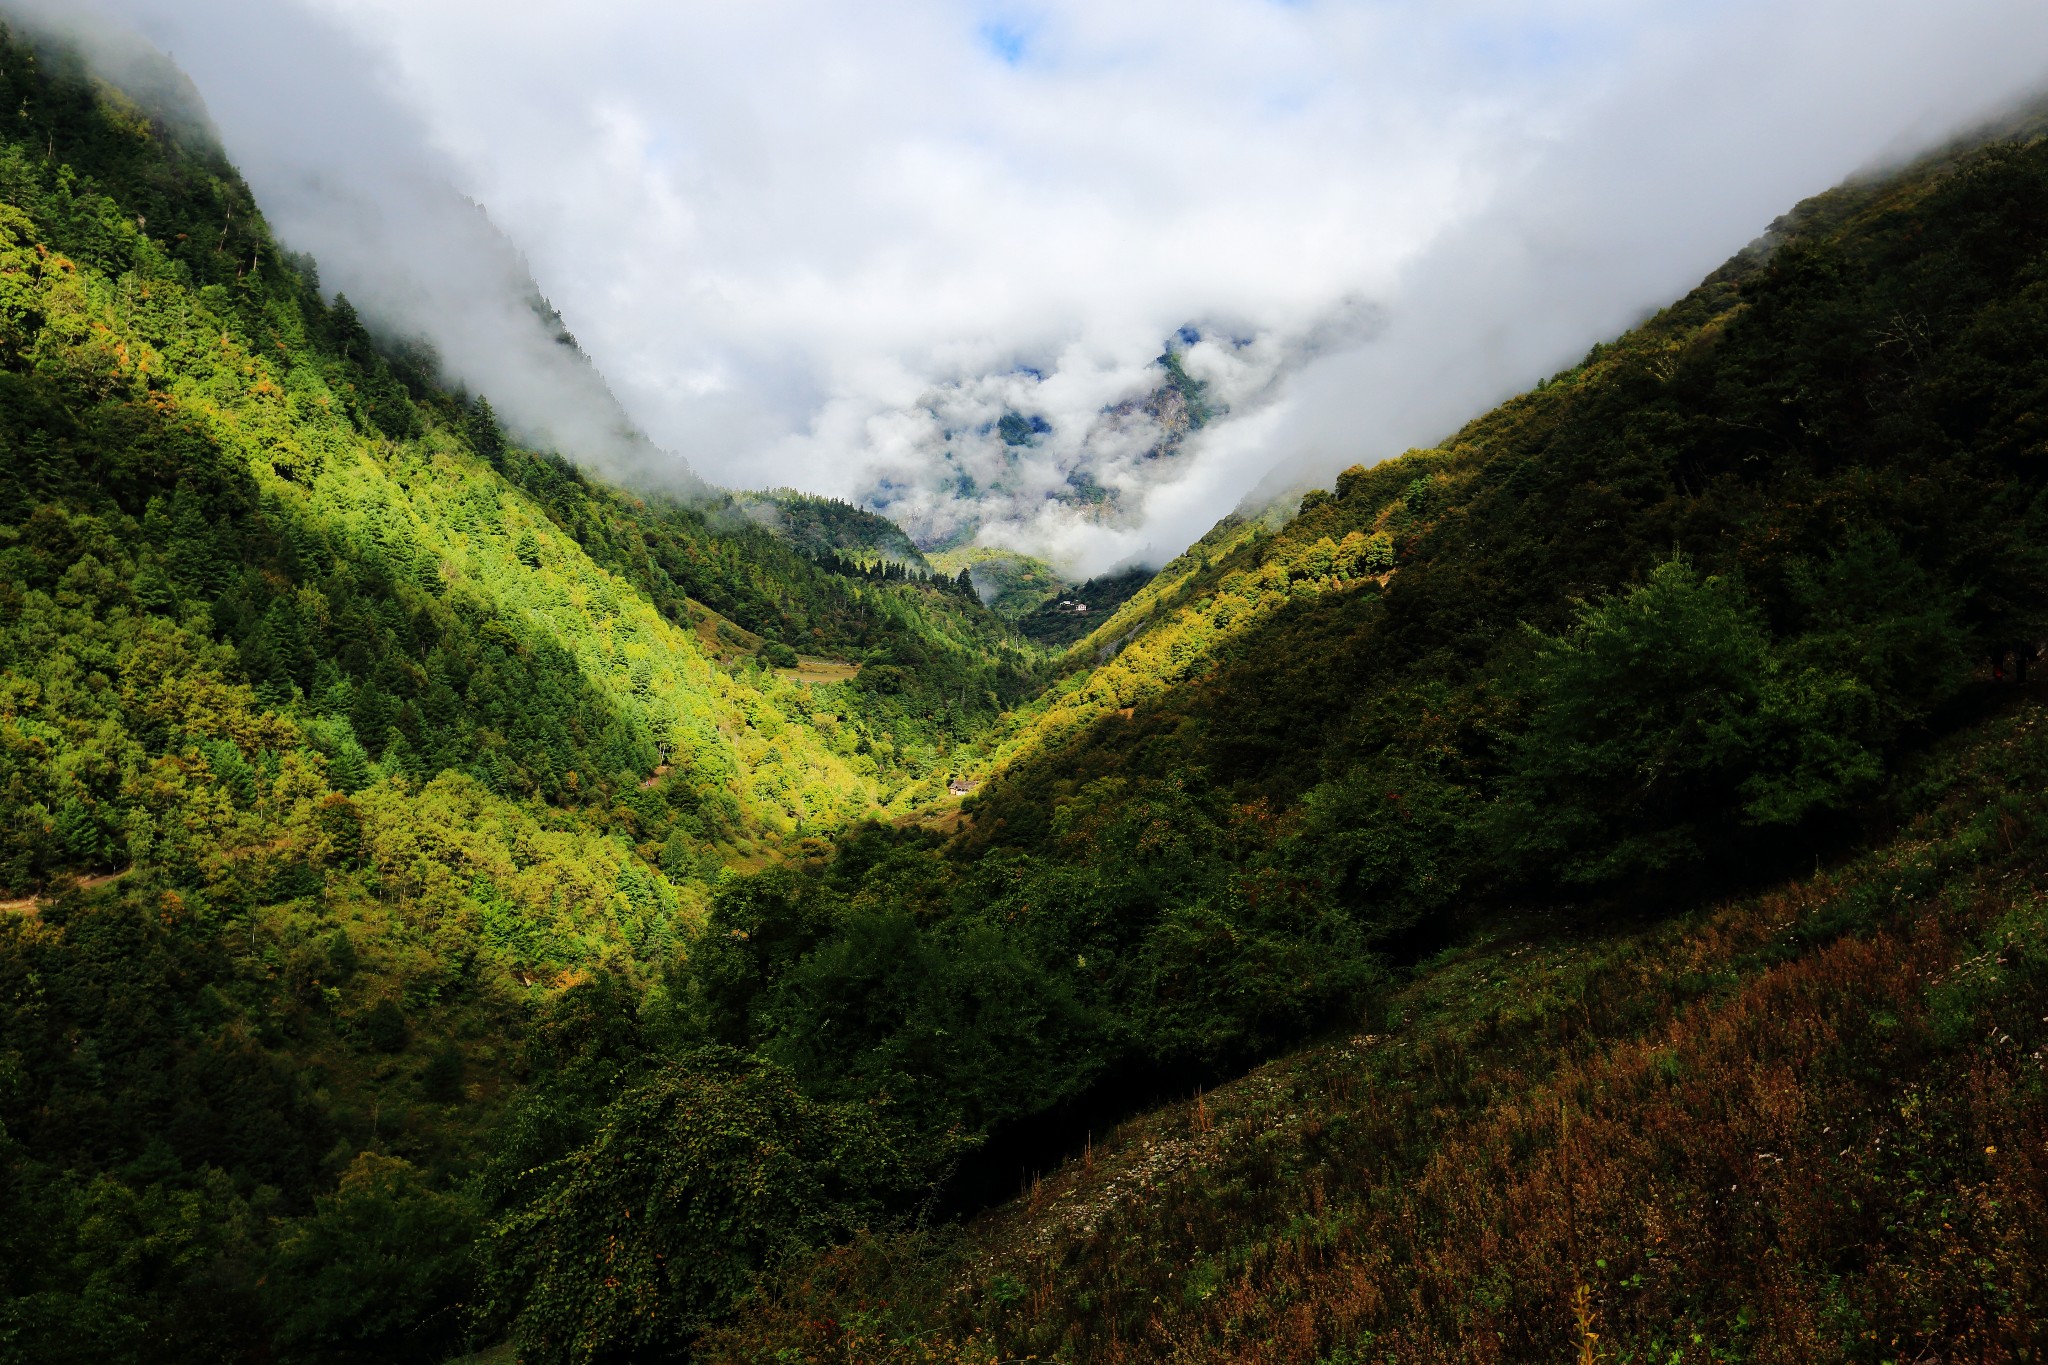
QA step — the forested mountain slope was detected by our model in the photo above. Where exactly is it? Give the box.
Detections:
[732,488,934,571]
[9,20,2048,1365]
[688,114,2048,1365]
[0,27,1025,1364]
[925,547,1151,648]
[0,24,1034,887]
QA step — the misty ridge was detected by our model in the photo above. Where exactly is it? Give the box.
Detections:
[0,0,711,499]
[21,0,2048,582]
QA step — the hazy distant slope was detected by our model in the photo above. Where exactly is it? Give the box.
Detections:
[1011,565,1154,648]
[734,488,933,569]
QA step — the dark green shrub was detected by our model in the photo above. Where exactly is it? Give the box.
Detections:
[267,1154,480,1364]
[357,999,409,1054]
[1492,559,1882,886]
[483,1049,907,1364]
[420,1045,465,1103]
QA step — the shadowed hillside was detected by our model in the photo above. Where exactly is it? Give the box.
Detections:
[705,688,2048,1362]
[693,105,2048,1365]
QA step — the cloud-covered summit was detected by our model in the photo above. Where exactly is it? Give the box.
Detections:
[21,0,2048,575]
[847,299,1378,556]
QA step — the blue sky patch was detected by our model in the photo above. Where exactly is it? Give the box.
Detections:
[980,20,1030,65]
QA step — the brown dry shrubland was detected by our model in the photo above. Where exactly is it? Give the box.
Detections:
[702,698,2048,1364]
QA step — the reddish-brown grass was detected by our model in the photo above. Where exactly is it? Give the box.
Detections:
[703,700,2048,1364]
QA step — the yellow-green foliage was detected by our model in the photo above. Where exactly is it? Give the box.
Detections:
[299,446,881,837]
[980,469,1420,777]
[35,237,878,839]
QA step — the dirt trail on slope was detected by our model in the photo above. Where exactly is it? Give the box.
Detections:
[0,866,133,916]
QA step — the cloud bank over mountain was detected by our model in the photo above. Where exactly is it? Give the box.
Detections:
[23,0,2048,572]
[4,0,697,489]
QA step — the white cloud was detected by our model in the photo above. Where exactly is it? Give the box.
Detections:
[17,0,2048,574]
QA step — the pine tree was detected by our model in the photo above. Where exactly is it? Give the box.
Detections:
[467,397,508,470]
[350,681,393,757]
[168,486,230,597]
[380,727,422,780]
[326,737,373,794]
[55,797,110,869]
[330,293,368,364]
[130,561,177,614]
[265,597,315,692]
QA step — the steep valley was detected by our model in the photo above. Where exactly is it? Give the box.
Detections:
[6,22,2048,1365]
